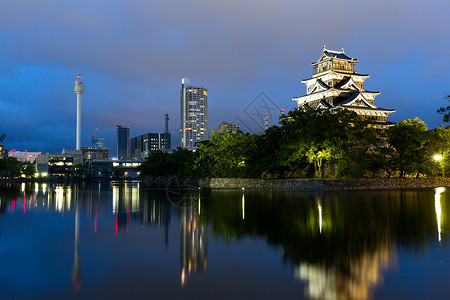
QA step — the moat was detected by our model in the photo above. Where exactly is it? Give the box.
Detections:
[0,181,449,299]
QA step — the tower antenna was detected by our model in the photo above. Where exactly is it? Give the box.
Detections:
[73,74,84,150]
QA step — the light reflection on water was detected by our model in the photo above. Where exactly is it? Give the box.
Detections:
[0,182,449,299]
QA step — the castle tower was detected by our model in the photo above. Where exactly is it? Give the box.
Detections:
[292,47,395,132]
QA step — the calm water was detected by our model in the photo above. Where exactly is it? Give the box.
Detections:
[0,182,450,299]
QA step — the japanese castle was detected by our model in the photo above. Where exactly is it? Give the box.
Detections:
[293,46,395,131]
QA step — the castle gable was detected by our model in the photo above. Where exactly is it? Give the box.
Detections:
[309,79,331,94]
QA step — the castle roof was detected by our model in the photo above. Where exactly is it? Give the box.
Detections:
[333,91,395,112]
[323,50,354,61]
[313,46,358,65]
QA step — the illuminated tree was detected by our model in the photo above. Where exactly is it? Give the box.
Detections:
[280,108,375,178]
[196,131,254,178]
[387,117,428,178]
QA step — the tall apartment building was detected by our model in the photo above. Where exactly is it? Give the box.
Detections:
[179,78,208,150]
[117,125,130,159]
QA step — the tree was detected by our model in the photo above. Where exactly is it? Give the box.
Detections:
[101,167,110,178]
[280,108,375,178]
[0,133,5,143]
[437,95,450,122]
[196,131,254,178]
[138,148,197,177]
[138,151,170,176]
[21,162,35,178]
[245,125,292,178]
[71,163,88,179]
[387,117,429,178]
[112,167,125,178]
[0,158,25,178]
[427,125,450,177]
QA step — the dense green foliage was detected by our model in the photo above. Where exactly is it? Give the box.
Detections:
[138,148,196,177]
[139,109,450,179]
[0,158,35,178]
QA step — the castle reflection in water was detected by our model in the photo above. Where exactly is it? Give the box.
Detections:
[0,182,448,300]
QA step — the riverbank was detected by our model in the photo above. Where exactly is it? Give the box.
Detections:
[4,177,450,191]
[140,176,450,191]
[0,177,119,184]
[199,178,450,191]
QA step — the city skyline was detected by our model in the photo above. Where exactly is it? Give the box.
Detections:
[1,0,449,153]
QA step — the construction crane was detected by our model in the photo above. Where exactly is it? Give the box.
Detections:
[91,128,98,139]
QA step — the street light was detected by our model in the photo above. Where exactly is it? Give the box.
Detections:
[434,154,444,177]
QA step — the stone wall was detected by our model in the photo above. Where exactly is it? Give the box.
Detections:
[198,178,450,191]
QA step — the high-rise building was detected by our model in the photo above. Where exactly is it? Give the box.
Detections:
[117,126,130,159]
[179,78,208,150]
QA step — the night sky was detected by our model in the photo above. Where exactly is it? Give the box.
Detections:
[1,0,449,155]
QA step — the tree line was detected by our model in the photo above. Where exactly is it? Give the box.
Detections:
[0,158,35,178]
[139,108,450,179]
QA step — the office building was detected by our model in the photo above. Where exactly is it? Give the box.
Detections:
[36,150,83,177]
[179,78,208,150]
[117,126,129,159]
[130,132,171,158]
[80,146,109,161]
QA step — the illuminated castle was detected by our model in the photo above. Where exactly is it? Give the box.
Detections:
[293,46,395,132]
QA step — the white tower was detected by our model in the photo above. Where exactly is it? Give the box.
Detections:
[73,74,84,150]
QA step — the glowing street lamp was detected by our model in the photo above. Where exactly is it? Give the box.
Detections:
[434,154,442,162]
[434,154,444,177]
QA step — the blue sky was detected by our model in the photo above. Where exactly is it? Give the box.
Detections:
[1,0,449,154]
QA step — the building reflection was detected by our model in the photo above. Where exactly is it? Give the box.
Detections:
[0,182,211,292]
[4,183,450,298]
[291,195,397,300]
[72,197,81,292]
[180,192,208,287]
[295,241,394,300]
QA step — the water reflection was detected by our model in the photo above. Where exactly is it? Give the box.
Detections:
[295,237,394,300]
[180,193,208,287]
[72,197,81,292]
[435,187,445,244]
[0,183,449,299]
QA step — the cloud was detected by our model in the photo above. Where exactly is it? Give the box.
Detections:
[0,0,449,152]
